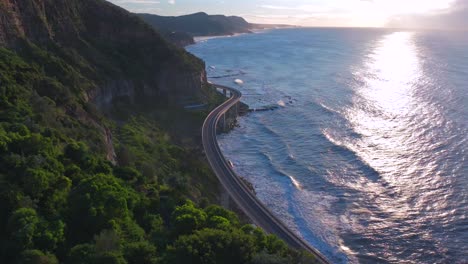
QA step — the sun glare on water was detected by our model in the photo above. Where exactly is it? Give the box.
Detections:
[361,32,421,114]
[342,32,422,151]
[340,31,432,198]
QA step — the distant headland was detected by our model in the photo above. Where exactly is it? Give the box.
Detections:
[137,12,296,47]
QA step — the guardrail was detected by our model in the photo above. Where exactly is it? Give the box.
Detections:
[202,84,330,264]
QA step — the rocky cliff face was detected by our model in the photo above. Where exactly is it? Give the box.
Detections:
[0,0,208,162]
[0,0,206,104]
[0,0,78,46]
[91,67,206,109]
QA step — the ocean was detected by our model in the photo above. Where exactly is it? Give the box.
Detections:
[187,28,468,264]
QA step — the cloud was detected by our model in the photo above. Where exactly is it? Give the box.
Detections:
[168,0,175,4]
[387,0,467,29]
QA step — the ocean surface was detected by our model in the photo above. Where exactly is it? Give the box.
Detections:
[187,28,468,264]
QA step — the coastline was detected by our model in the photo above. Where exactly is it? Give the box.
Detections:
[192,27,281,44]
[185,26,468,264]
[202,84,330,263]
[188,31,337,262]
[193,32,253,43]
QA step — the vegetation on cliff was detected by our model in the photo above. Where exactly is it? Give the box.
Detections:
[137,12,295,47]
[138,12,251,37]
[137,12,252,47]
[0,0,316,263]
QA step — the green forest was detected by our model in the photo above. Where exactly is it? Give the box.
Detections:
[0,0,320,262]
[0,25,316,264]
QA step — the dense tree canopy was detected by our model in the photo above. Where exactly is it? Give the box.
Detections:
[0,46,318,263]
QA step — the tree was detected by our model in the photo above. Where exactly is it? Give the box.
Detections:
[170,228,256,264]
[265,235,288,257]
[124,241,158,264]
[6,207,65,254]
[19,249,58,264]
[67,244,96,264]
[204,205,239,226]
[242,225,268,251]
[22,168,52,199]
[206,215,231,230]
[67,174,137,243]
[171,200,207,236]
[34,219,65,252]
[204,205,239,230]
[64,142,89,165]
[251,251,288,264]
[93,251,127,264]
[7,208,40,251]
[113,167,141,182]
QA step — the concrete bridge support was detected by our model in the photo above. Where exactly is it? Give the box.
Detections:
[217,113,227,133]
[216,86,240,133]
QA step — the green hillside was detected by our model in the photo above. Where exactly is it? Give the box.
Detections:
[137,12,252,47]
[138,12,251,37]
[0,0,316,263]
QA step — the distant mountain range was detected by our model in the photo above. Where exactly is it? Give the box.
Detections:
[137,12,294,46]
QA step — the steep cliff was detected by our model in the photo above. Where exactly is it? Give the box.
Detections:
[0,0,206,104]
[0,0,210,162]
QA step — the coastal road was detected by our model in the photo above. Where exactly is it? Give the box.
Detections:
[202,84,330,264]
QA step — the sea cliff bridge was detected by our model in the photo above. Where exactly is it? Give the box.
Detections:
[202,84,330,264]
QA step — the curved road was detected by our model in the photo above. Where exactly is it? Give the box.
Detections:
[202,84,330,264]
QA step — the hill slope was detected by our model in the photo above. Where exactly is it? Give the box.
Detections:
[0,0,317,263]
[1,0,207,104]
[137,12,252,46]
[138,12,251,36]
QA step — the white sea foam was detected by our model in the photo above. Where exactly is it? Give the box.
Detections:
[194,32,250,43]
[289,175,302,190]
[189,28,468,264]
[234,79,244,85]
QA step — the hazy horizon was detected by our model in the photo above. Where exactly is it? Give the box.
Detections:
[108,0,467,30]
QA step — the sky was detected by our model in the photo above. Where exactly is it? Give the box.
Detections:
[108,0,467,29]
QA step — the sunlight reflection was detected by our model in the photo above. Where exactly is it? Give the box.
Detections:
[335,30,455,238]
[361,32,421,114]
[341,32,430,216]
[345,32,424,176]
